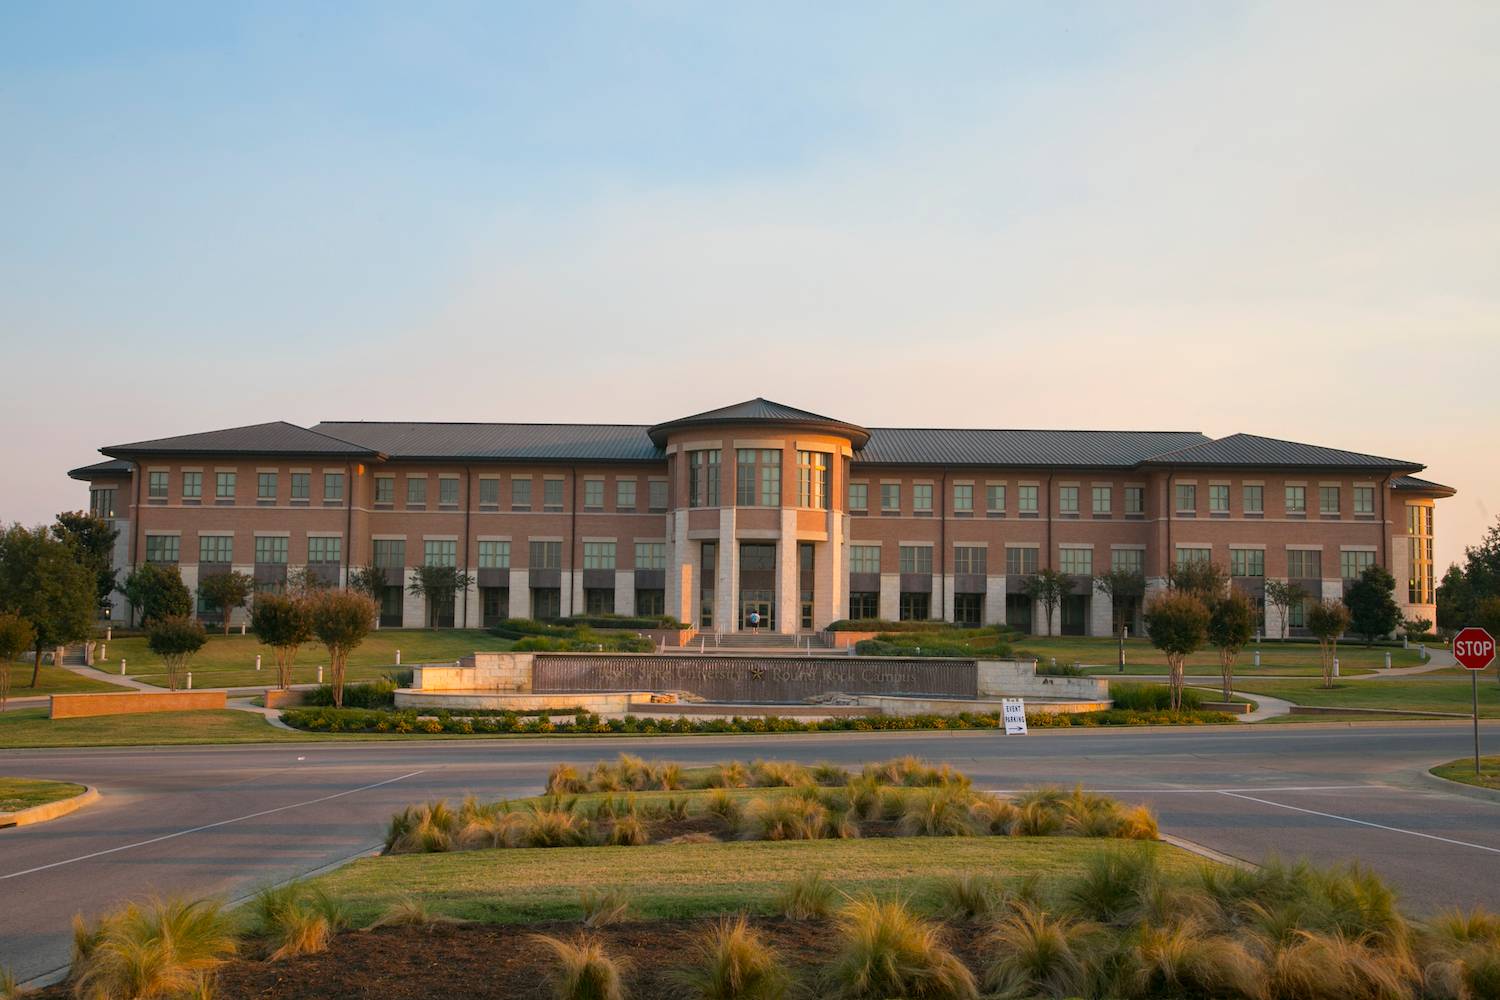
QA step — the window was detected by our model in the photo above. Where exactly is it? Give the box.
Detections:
[584,479,604,509]
[699,541,716,628]
[479,479,499,507]
[797,451,827,509]
[1059,548,1092,575]
[1354,486,1375,516]
[478,541,510,569]
[1408,504,1434,603]
[543,479,564,511]
[898,545,932,574]
[986,484,1006,514]
[1175,484,1196,513]
[406,477,427,506]
[1018,485,1038,516]
[439,478,459,506]
[308,537,341,564]
[532,588,562,619]
[1243,485,1264,514]
[1058,486,1079,515]
[90,488,117,519]
[899,592,930,621]
[512,478,532,510]
[1287,550,1321,579]
[1209,485,1229,514]
[635,542,665,569]
[254,536,288,564]
[849,592,879,619]
[1176,547,1211,568]
[1288,598,1309,628]
[953,546,986,575]
[1319,486,1340,516]
[1230,549,1265,577]
[375,477,395,504]
[582,542,616,569]
[181,472,202,500]
[881,483,901,513]
[912,483,933,514]
[635,588,664,616]
[1111,549,1144,573]
[372,539,403,567]
[585,589,614,615]
[290,473,310,500]
[688,450,720,507]
[616,479,636,510]
[148,471,168,499]
[423,539,456,567]
[529,540,562,569]
[145,535,179,563]
[1124,486,1144,516]
[1092,487,1111,515]
[648,480,668,512]
[848,482,868,512]
[735,450,755,506]
[199,535,232,564]
[1340,550,1375,580]
[849,545,881,574]
[215,472,236,500]
[1005,547,1038,576]
[953,484,973,514]
[1285,486,1306,514]
[324,473,344,502]
[760,450,781,506]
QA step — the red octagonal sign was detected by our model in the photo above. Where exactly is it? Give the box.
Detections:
[1453,627,1496,671]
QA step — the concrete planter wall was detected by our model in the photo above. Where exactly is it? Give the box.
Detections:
[50,691,227,719]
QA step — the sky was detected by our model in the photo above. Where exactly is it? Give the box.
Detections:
[2,1,1496,571]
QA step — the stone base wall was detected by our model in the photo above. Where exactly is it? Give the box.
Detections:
[976,659,1110,700]
[51,691,228,719]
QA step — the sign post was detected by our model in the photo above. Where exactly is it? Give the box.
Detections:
[1001,698,1027,735]
[1452,626,1496,777]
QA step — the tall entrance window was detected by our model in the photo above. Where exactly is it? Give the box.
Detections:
[700,542,716,628]
[738,542,776,630]
[735,449,782,506]
[954,593,983,626]
[689,450,721,508]
[798,543,815,630]
[797,451,829,509]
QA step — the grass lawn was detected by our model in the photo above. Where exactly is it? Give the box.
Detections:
[101,629,514,689]
[1015,636,1420,676]
[2,664,132,697]
[306,837,1201,927]
[0,708,336,747]
[1430,755,1500,791]
[1235,677,1500,717]
[0,776,87,812]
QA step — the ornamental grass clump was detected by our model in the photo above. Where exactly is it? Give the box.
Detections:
[250,884,351,961]
[547,764,587,795]
[579,888,632,929]
[0,964,20,1000]
[383,800,458,854]
[775,872,836,921]
[982,902,1097,1000]
[1063,847,1161,924]
[703,762,751,789]
[71,896,237,1000]
[603,813,649,847]
[825,896,978,1000]
[673,915,790,1000]
[967,792,1019,835]
[1268,928,1416,1000]
[521,803,589,848]
[749,759,813,788]
[367,896,462,929]
[705,788,743,830]
[930,873,1006,922]
[744,795,828,841]
[897,787,977,837]
[1126,918,1267,999]
[534,934,627,1000]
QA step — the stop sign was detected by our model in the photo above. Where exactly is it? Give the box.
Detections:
[1453,627,1496,671]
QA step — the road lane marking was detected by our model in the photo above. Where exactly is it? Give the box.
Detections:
[984,785,1377,794]
[1215,790,1500,855]
[0,770,426,880]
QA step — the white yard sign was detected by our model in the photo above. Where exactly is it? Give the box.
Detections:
[1002,698,1027,735]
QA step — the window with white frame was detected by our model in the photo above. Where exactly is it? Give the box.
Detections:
[407,477,427,506]
[849,545,880,574]
[198,535,232,563]
[616,479,636,510]
[688,450,720,507]
[1319,486,1340,516]
[953,545,986,575]
[1018,485,1038,515]
[1230,549,1265,577]
[529,540,562,569]
[1175,484,1196,512]
[584,479,604,509]
[796,450,826,508]
[308,536,341,564]
[1340,550,1375,580]
[1287,549,1321,579]
[634,542,665,569]
[1124,486,1144,515]
[438,478,459,506]
[648,480,669,511]
[1058,486,1079,515]
[372,539,404,568]
[255,536,288,564]
[986,484,1006,513]
[1354,486,1375,516]
[375,477,395,504]
[181,472,201,499]
[1285,486,1306,514]
[1092,486,1111,515]
[898,545,932,574]
[953,484,973,514]
[912,483,933,514]
[583,542,616,569]
[848,482,868,512]
[423,539,456,567]
[145,534,179,562]
[512,478,532,510]
[1243,485,1264,514]
[290,473,310,500]
[1005,546,1038,575]
[1176,547,1211,567]
[543,478,564,511]
[148,471,168,499]
[478,541,510,569]
[1059,548,1092,575]
[257,473,277,500]
[1111,548,1144,573]
[1209,485,1229,513]
[215,472,236,499]
[881,483,900,512]
[324,472,344,502]
[478,478,499,507]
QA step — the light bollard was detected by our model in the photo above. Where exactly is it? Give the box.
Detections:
[186,672,192,690]
[318,665,324,684]
[1254,651,1261,667]
[105,626,112,641]
[120,658,126,675]
[256,653,261,671]
[1385,651,1392,669]
[100,642,106,659]
[395,649,401,666]
[1333,657,1340,679]
[240,622,246,636]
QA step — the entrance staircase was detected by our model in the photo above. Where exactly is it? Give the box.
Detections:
[684,631,836,654]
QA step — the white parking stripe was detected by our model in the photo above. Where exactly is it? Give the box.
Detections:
[0,770,426,880]
[1215,790,1500,855]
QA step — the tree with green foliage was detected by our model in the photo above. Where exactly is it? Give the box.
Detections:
[284,566,331,597]
[119,562,193,627]
[0,523,97,687]
[348,563,387,602]
[1167,560,1229,603]
[308,589,378,708]
[1401,616,1433,639]
[1436,514,1500,632]
[1021,568,1071,636]
[147,615,207,690]
[0,612,36,711]
[1436,563,1473,633]
[1263,579,1307,641]
[250,592,313,690]
[1306,600,1352,688]
[196,570,255,634]
[407,564,476,628]
[1094,568,1146,634]
[1143,591,1211,711]
[51,511,119,614]
[1343,566,1402,645]
[1207,590,1256,702]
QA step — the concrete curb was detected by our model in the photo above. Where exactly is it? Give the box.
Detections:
[0,785,101,828]
[1159,832,1257,870]
[1420,766,1500,805]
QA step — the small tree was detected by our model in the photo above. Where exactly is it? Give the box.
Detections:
[1263,580,1308,641]
[1401,617,1433,639]
[119,563,193,627]
[197,570,255,635]
[308,589,378,708]
[147,615,207,691]
[348,563,387,602]
[285,566,331,597]
[0,523,97,687]
[1095,569,1146,634]
[250,593,312,690]
[0,612,36,711]
[407,565,476,628]
[1143,591,1211,711]
[1306,600,1351,689]
[1168,560,1230,603]
[52,511,120,615]
[1021,568,1072,636]
[1207,591,1256,702]
[1344,566,1402,645]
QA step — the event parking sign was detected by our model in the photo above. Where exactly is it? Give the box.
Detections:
[1002,698,1027,735]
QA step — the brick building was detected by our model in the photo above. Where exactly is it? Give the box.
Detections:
[69,398,1452,636]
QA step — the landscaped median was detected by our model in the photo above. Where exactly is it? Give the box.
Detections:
[0,777,97,827]
[1430,755,1500,792]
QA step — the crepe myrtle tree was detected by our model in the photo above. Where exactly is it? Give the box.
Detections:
[1143,591,1211,711]
[1207,590,1256,702]
[0,612,36,711]
[407,564,476,629]
[1167,560,1230,604]
[1021,568,1072,636]
[1306,599,1352,689]
[348,563,387,602]
[1094,568,1146,634]
[147,615,207,691]
[197,570,255,635]
[250,592,312,691]
[1263,579,1308,641]
[308,589,378,708]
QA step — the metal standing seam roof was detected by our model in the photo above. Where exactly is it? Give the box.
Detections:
[102,421,380,458]
[647,397,871,448]
[312,422,664,462]
[855,428,1213,467]
[68,458,133,480]
[1392,475,1457,495]
[1138,432,1422,470]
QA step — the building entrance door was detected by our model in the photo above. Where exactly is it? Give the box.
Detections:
[740,591,775,631]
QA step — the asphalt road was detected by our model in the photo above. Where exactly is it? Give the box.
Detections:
[4,722,1499,984]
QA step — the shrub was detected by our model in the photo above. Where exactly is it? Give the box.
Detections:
[604,814,649,847]
[825,896,978,999]
[705,788,744,830]
[1110,682,1204,712]
[750,759,813,788]
[930,873,1005,922]
[1063,847,1160,923]
[521,805,588,848]
[534,934,627,1000]
[982,902,1096,999]
[744,795,828,841]
[775,872,836,920]
[898,787,977,837]
[579,888,632,928]
[250,884,350,960]
[547,764,587,795]
[383,800,458,854]
[1269,928,1415,1000]
[304,674,400,709]
[673,915,790,1000]
[1127,919,1266,998]
[72,896,237,1000]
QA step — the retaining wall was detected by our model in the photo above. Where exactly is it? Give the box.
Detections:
[50,691,228,719]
